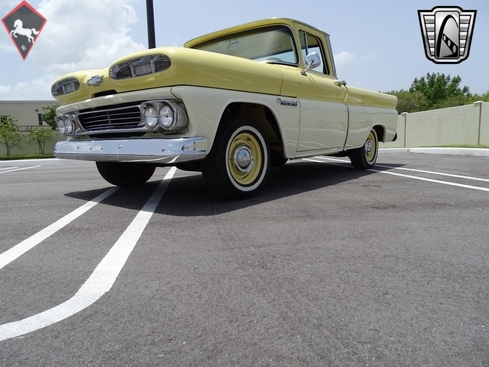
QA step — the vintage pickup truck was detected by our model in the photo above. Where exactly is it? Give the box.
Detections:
[52,18,398,199]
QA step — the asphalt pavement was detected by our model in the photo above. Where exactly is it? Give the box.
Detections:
[0,150,488,366]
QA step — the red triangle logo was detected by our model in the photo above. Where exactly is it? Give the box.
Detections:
[1,1,47,60]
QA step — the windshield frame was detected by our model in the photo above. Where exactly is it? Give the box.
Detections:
[189,25,299,66]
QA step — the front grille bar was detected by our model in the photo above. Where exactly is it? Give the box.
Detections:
[77,103,143,131]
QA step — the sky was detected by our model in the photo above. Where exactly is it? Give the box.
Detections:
[0,0,487,101]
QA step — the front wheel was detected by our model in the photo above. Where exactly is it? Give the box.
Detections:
[96,162,156,186]
[349,129,379,169]
[201,117,270,199]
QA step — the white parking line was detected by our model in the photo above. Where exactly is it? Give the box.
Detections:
[374,169,489,192]
[0,167,176,341]
[0,187,119,270]
[375,164,489,183]
[305,157,489,192]
[0,166,40,174]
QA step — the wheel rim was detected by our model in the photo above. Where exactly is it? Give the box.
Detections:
[364,131,377,163]
[227,131,263,186]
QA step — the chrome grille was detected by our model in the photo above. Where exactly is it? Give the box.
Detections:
[77,104,142,131]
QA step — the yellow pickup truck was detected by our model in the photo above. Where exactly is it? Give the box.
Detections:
[52,18,398,199]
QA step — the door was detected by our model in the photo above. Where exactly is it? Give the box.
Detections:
[296,31,348,152]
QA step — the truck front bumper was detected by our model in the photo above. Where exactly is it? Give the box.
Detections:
[54,137,208,164]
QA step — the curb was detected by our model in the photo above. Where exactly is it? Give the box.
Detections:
[0,158,87,166]
[380,148,489,157]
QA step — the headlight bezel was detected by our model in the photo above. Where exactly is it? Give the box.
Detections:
[55,115,76,136]
[140,100,188,133]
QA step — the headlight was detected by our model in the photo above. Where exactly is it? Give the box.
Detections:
[110,55,171,79]
[63,116,74,135]
[56,117,66,135]
[51,78,80,96]
[143,105,159,129]
[140,100,188,132]
[55,115,76,136]
[159,105,174,128]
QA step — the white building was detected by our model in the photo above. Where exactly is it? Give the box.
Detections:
[0,100,61,156]
[0,100,58,129]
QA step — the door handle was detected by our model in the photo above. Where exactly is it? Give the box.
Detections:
[334,80,347,87]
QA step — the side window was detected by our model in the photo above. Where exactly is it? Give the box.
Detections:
[37,113,43,126]
[299,31,328,74]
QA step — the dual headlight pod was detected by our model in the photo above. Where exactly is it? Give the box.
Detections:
[141,101,188,132]
[55,115,76,136]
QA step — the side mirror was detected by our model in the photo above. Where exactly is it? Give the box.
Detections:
[301,52,321,75]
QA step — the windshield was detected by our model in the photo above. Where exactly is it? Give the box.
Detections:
[191,25,298,65]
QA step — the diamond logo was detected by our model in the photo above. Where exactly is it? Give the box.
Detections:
[1,1,47,60]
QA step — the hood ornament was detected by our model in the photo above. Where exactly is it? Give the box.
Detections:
[86,75,104,86]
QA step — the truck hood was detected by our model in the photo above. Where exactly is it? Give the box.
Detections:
[51,47,285,105]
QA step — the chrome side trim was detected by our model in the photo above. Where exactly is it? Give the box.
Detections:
[54,137,208,164]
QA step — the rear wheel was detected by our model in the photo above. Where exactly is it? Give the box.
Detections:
[96,162,155,186]
[202,117,270,199]
[349,129,379,169]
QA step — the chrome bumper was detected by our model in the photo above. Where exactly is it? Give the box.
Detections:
[54,137,208,164]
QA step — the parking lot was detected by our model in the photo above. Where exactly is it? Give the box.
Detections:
[1,152,488,366]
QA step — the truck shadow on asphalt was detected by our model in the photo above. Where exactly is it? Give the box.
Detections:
[65,160,402,216]
[65,161,402,217]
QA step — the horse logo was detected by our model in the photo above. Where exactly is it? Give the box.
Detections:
[10,19,39,43]
[1,1,47,60]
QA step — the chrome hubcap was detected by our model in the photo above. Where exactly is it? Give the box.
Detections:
[233,145,254,173]
[365,139,373,155]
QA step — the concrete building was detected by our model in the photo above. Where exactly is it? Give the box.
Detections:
[0,100,58,130]
[0,100,61,156]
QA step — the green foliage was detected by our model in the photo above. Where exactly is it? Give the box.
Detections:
[387,73,488,114]
[387,89,427,114]
[0,116,24,156]
[41,105,58,130]
[437,144,489,149]
[409,73,471,109]
[0,154,55,160]
[465,90,489,104]
[28,127,55,155]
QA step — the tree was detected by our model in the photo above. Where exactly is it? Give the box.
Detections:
[28,127,55,155]
[387,89,428,114]
[409,72,471,109]
[466,89,489,104]
[41,105,58,130]
[0,116,23,156]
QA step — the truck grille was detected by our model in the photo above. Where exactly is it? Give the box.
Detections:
[77,103,142,131]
